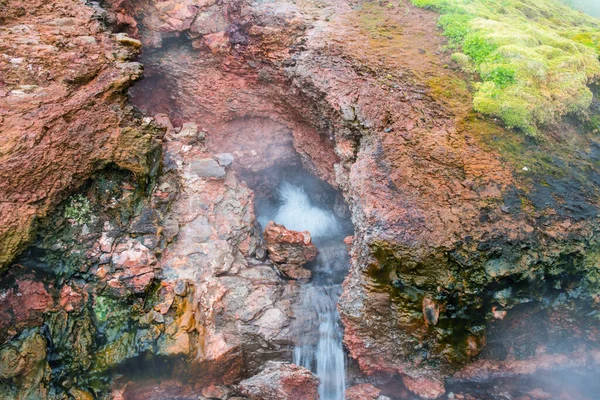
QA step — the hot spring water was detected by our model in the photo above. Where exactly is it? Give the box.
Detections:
[258,181,350,400]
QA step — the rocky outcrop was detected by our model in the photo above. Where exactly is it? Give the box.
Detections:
[148,115,298,383]
[0,0,162,271]
[4,0,600,398]
[102,0,600,396]
[264,221,318,279]
[237,361,319,400]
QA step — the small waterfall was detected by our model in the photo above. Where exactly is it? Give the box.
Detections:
[258,182,349,400]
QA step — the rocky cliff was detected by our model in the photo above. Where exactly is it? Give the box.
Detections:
[2,0,600,399]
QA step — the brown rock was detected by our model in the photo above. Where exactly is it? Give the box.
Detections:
[422,297,439,327]
[238,362,318,400]
[0,331,50,399]
[276,264,312,280]
[346,383,381,400]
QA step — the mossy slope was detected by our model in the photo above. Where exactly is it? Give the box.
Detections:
[412,0,600,135]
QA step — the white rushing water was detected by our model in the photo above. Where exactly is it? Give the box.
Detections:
[259,182,348,400]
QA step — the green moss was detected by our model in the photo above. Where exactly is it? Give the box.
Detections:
[411,0,600,135]
[64,194,93,225]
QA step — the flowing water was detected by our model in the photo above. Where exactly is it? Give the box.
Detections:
[257,181,351,400]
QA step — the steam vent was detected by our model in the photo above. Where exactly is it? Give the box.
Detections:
[4,0,600,399]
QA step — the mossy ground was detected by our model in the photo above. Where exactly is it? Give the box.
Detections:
[411,0,600,135]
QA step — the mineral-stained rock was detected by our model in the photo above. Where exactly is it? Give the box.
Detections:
[264,221,318,279]
[0,0,162,272]
[5,0,600,398]
[238,362,319,400]
[59,285,85,313]
[0,330,50,399]
[0,274,56,340]
[346,383,381,400]
[110,238,157,294]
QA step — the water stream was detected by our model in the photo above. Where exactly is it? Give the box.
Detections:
[257,180,351,400]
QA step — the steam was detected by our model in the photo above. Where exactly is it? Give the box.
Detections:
[565,0,600,17]
[259,182,341,239]
[256,177,350,400]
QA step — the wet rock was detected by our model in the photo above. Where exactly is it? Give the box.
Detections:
[264,221,318,279]
[238,362,319,400]
[110,239,157,293]
[422,297,439,326]
[0,275,56,340]
[173,280,188,296]
[69,388,95,400]
[0,330,50,399]
[190,159,227,179]
[59,285,85,313]
[346,383,381,400]
[202,385,230,399]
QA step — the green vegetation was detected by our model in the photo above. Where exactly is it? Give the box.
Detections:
[64,193,92,225]
[411,0,600,135]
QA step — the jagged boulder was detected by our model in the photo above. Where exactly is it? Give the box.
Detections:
[264,221,318,279]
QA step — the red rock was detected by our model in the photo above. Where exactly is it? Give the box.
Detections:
[402,376,445,400]
[16,280,53,312]
[0,0,160,271]
[59,285,85,313]
[264,221,318,264]
[110,239,157,293]
[204,32,229,55]
[346,383,381,400]
[238,362,319,400]
[201,385,230,399]
[0,274,56,342]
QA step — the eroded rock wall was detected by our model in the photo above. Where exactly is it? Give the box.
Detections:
[112,0,600,396]
[3,0,600,398]
[0,0,162,271]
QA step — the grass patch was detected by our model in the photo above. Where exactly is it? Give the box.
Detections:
[411,0,600,135]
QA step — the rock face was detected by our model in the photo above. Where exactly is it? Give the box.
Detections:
[238,362,319,400]
[106,0,600,396]
[3,0,600,398]
[264,221,318,279]
[0,0,161,271]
